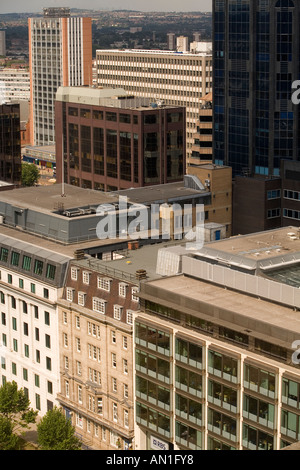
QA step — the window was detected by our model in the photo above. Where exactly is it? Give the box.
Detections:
[113,403,118,422]
[34,260,43,275]
[22,256,32,271]
[12,362,17,375]
[112,377,117,392]
[126,310,133,325]
[1,312,5,325]
[45,334,51,349]
[76,338,81,352]
[48,381,53,394]
[97,277,111,291]
[123,359,128,375]
[208,350,237,384]
[124,384,129,399]
[120,113,131,124]
[43,288,49,299]
[267,189,281,200]
[132,287,139,302]
[78,292,86,306]
[83,271,90,285]
[92,298,106,314]
[244,364,276,399]
[63,333,68,348]
[76,413,83,429]
[267,208,281,219]
[106,111,117,122]
[119,283,127,297]
[35,394,41,411]
[46,264,56,280]
[124,410,129,428]
[44,311,50,326]
[111,330,116,344]
[34,306,38,319]
[12,317,17,331]
[46,357,52,371]
[11,251,20,266]
[19,279,24,289]
[75,316,80,329]
[283,189,300,200]
[66,288,74,302]
[24,344,29,358]
[11,297,16,309]
[112,353,117,368]
[71,267,78,280]
[65,380,70,398]
[98,398,103,415]
[283,209,300,220]
[243,394,274,429]
[113,305,122,320]
[31,283,36,294]
[0,248,8,262]
[23,323,28,336]
[35,374,40,387]
[282,377,300,409]
[7,274,12,284]
[68,107,78,117]
[123,336,128,350]
[80,108,91,119]
[78,385,82,404]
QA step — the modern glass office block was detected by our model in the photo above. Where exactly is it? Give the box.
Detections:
[213,0,300,177]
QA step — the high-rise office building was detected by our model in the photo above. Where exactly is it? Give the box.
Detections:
[55,86,186,192]
[96,48,213,163]
[176,36,188,53]
[167,33,176,50]
[28,7,92,146]
[0,31,6,57]
[0,103,21,184]
[134,227,300,450]
[213,0,300,178]
[0,68,30,102]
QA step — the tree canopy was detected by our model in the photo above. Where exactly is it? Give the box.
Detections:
[37,407,81,451]
[21,163,40,187]
[0,381,38,450]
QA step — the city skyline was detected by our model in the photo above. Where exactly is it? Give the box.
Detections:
[0,0,212,14]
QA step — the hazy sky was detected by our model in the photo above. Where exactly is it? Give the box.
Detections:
[0,0,212,14]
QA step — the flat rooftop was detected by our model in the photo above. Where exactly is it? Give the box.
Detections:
[72,240,186,284]
[0,182,208,215]
[0,184,119,216]
[116,182,209,205]
[0,223,124,258]
[196,227,300,262]
[144,274,300,345]
[97,48,212,57]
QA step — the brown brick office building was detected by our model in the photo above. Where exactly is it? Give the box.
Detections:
[55,87,186,192]
[0,103,22,185]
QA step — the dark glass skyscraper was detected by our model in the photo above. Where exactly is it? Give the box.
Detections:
[0,103,21,184]
[213,0,300,177]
